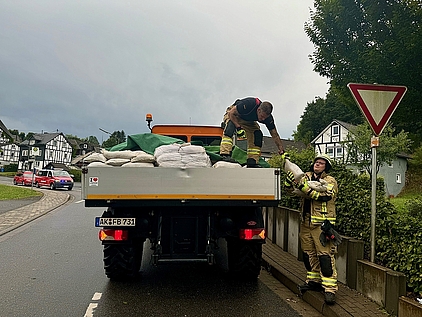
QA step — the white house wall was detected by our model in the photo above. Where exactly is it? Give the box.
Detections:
[313,122,351,160]
[43,135,73,166]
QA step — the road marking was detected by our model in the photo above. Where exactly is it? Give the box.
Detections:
[75,200,85,204]
[84,292,102,317]
[84,303,98,317]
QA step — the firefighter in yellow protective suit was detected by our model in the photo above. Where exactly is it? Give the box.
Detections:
[285,154,340,305]
[219,97,285,167]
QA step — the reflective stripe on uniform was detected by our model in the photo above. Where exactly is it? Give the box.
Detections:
[221,136,233,146]
[309,190,320,200]
[311,216,336,225]
[247,147,261,155]
[322,276,337,287]
[307,271,320,280]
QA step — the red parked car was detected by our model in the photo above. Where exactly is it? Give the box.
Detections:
[13,171,35,186]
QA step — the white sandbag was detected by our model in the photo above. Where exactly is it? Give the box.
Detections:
[154,143,211,168]
[101,149,138,160]
[179,144,206,154]
[84,152,107,163]
[87,162,112,167]
[153,143,183,158]
[283,158,305,182]
[121,162,155,168]
[155,152,183,165]
[105,158,131,166]
[308,179,328,192]
[131,151,155,163]
[212,161,242,168]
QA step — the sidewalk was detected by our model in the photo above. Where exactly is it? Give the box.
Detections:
[0,189,71,236]
[262,241,390,317]
[0,191,390,317]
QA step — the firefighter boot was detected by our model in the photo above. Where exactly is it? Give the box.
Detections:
[324,292,336,305]
[246,158,261,168]
[298,281,324,294]
[220,154,237,164]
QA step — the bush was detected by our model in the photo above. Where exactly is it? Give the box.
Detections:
[69,169,81,182]
[272,154,422,294]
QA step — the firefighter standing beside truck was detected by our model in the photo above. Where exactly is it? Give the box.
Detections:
[285,154,340,305]
[219,97,285,167]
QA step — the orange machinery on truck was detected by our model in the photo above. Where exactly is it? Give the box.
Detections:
[82,115,281,281]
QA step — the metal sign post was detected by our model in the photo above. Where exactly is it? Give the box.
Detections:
[348,83,407,263]
[370,136,379,262]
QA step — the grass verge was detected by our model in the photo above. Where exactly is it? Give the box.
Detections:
[0,184,42,201]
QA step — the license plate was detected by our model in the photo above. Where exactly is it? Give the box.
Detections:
[95,217,136,227]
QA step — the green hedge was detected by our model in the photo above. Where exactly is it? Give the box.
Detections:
[69,169,81,182]
[271,154,422,294]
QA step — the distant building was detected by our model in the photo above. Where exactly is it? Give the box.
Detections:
[18,133,73,171]
[0,120,21,166]
[311,119,410,197]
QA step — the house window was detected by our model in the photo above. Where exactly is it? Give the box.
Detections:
[332,125,339,136]
[396,173,402,184]
[23,150,28,156]
[83,144,88,149]
[54,141,57,147]
[326,148,334,158]
[336,147,343,158]
[29,140,35,145]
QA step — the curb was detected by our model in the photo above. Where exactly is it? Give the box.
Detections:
[0,190,73,237]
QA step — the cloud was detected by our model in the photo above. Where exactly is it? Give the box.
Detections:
[0,0,328,142]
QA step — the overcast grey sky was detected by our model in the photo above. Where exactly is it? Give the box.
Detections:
[0,0,328,143]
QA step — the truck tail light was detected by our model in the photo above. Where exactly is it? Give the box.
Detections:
[239,228,266,240]
[99,229,128,241]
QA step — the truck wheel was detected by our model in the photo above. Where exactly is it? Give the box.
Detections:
[227,239,262,280]
[103,241,144,281]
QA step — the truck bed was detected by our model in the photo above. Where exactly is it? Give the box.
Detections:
[82,167,281,207]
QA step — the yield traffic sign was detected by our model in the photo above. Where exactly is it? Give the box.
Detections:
[347,83,407,135]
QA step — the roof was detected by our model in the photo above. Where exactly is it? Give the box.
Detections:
[20,132,68,146]
[0,120,16,143]
[311,119,357,144]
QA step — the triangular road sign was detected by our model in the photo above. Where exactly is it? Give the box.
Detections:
[347,83,407,135]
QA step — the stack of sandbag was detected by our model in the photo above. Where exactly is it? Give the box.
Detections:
[154,143,211,168]
[84,150,155,167]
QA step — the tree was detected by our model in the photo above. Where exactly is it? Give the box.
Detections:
[305,0,422,145]
[102,130,126,148]
[344,122,411,176]
[87,136,100,146]
[294,89,362,144]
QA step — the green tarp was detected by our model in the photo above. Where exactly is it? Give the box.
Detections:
[108,133,270,168]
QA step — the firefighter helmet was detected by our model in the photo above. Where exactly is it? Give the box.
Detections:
[312,153,332,173]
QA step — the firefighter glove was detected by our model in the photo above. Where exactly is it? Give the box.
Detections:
[320,220,342,246]
[298,179,311,194]
[285,171,295,185]
[236,127,247,139]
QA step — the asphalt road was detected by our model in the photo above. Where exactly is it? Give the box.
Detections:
[0,178,322,317]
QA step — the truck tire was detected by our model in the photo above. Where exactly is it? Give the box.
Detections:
[227,239,262,280]
[103,241,144,281]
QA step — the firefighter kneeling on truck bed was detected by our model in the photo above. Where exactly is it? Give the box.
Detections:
[285,154,341,305]
[219,97,285,167]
